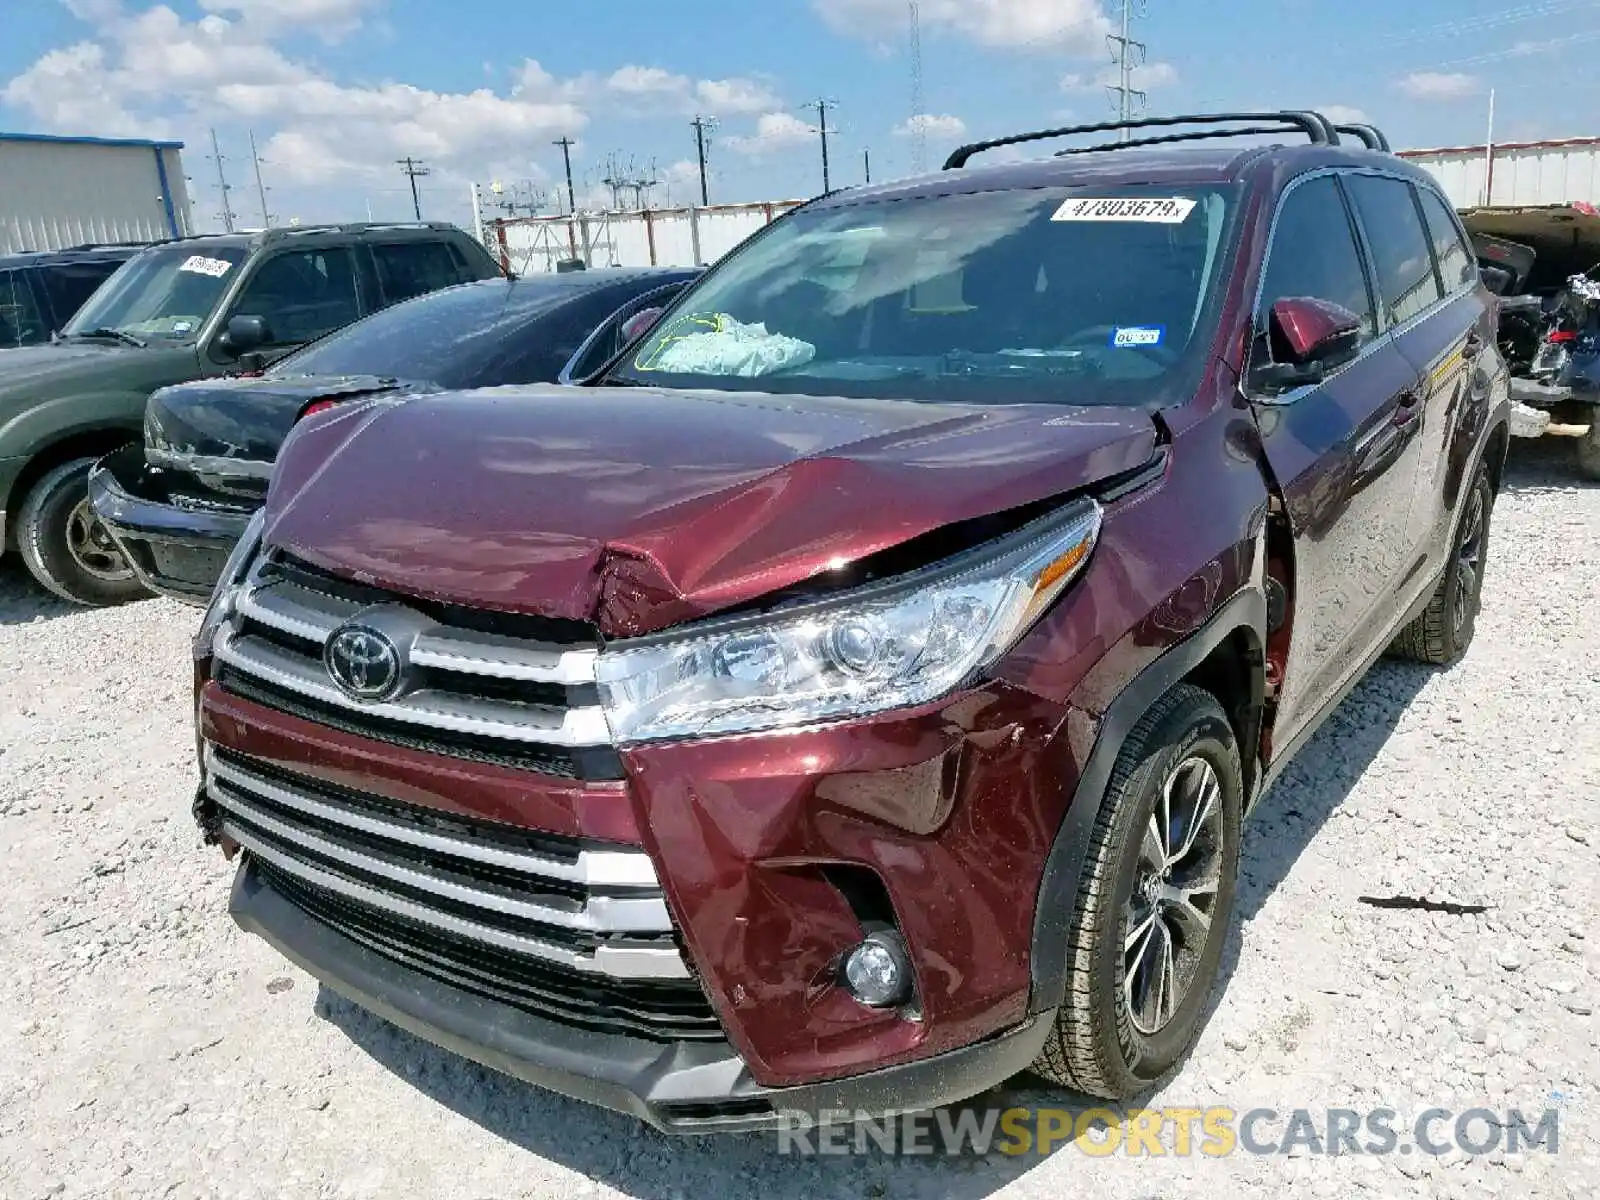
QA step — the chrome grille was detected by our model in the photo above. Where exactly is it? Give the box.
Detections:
[212,554,623,780]
[207,747,723,1039]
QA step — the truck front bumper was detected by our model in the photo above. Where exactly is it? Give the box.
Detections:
[231,858,1053,1134]
[89,444,259,604]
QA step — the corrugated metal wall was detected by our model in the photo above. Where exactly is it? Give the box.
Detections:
[493,202,804,274]
[1401,139,1600,209]
[0,139,194,254]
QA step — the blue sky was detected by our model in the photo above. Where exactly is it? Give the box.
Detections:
[3,0,1595,233]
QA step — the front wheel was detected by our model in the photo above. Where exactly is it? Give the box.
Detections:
[1032,684,1242,1100]
[17,457,151,607]
[1577,415,1600,480]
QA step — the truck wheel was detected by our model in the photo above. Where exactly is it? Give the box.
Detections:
[1577,417,1600,481]
[1388,459,1493,665]
[17,458,151,607]
[1032,683,1241,1100]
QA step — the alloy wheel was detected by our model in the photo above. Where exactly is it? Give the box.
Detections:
[1452,486,1486,636]
[65,498,136,582]
[1122,756,1225,1036]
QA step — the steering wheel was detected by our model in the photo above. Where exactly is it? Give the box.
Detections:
[1059,324,1180,365]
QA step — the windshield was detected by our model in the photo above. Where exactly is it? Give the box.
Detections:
[63,245,247,342]
[611,184,1237,405]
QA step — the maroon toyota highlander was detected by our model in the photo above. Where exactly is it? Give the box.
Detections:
[190,113,1509,1132]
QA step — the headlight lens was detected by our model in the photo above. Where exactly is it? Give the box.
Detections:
[195,507,266,657]
[596,500,1101,743]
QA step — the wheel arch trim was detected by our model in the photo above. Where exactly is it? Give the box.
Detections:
[1026,585,1267,1015]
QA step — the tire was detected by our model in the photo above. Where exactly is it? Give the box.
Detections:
[1387,459,1493,665]
[1032,683,1242,1100]
[1577,417,1600,481]
[17,457,151,607]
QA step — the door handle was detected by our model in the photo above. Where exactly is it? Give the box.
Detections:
[1462,331,1484,360]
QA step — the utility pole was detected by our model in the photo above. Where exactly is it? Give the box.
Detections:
[396,156,430,220]
[1106,0,1148,141]
[804,99,836,195]
[691,116,717,206]
[863,148,872,184]
[248,130,272,227]
[908,0,926,173]
[208,127,236,233]
[554,136,577,214]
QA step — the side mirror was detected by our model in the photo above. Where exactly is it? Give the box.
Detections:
[1251,297,1362,395]
[619,306,664,345]
[216,314,269,357]
[1479,264,1515,296]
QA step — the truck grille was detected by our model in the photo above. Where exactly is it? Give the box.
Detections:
[206,747,723,1042]
[211,553,624,781]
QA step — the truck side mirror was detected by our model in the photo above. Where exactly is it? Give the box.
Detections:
[217,314,269,357]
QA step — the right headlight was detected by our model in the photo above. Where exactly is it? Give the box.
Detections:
[596,500,1102,744]
[196,507,266,658]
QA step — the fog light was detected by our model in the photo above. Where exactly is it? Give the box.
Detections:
[842,931,913,1008]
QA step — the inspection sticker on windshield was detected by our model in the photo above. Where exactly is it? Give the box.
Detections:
[1111,325,1165,348]
[1052,197,1196,224]
[178,255,232,278]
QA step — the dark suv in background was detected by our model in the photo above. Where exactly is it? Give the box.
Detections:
[0,221,499,605]
[192,113,1509,1131]
[0,243,146,348]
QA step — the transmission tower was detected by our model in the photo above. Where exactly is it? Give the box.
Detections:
[208,128,237,233]
[1106,0,1148,141]
[908,0,926,173]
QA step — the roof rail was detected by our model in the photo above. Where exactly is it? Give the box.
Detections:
[944,111,1341,170]
[1334,123,1392,152]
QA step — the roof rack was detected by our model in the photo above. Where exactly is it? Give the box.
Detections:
[944,111,1355,169]
[1334,124,1392,152]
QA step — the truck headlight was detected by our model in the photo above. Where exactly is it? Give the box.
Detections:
[595,500,1101,744]
[196,507,266,657]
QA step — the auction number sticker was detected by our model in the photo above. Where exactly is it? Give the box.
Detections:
[1052,197,1196,223]
[179,255,233,277]
[1111,325,1165,348]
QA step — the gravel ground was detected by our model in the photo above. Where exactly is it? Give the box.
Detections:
[1,437,1596,1200]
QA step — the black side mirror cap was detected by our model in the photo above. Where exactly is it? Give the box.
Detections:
[217,313,269,357]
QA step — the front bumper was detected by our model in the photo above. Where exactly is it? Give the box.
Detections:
[231,857,1053,1134]
[89,444,259,604]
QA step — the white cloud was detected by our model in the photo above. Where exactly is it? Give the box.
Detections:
[815,0,1110,53]
[198,0,379,30]
[1061,60,1180,92]
[726,112,817,156]
[1397,71,1478,100]
[602,65,778,115]
[893,113,967,138]
[1318,104,1370,126]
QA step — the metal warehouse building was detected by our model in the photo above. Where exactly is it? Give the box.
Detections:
[0,132,194,255]
[1400,137,1600,209]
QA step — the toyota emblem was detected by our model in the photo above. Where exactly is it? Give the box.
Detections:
[324,624,404,701]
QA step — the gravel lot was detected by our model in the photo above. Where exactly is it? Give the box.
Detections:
[1,437,1596,1200]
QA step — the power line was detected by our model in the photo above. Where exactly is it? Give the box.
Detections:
[1106,0,1148,141]
[908,0,926,173]
[803,98,837,194]
[396,156,430,220]
[208,127,236,233]
[691,115,717,206]
[553,137,578,214]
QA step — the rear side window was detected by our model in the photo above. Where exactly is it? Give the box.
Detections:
[40,260,124,326]
[1258,176,1377,349]
[1345,175,1444,325]
[1416,188,1476,292]
[0,269,49,347]
[371,241,468,306]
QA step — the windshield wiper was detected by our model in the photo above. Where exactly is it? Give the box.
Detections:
[66,327,147,348]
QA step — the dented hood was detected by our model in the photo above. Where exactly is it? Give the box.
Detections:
[265,384,1156,637]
